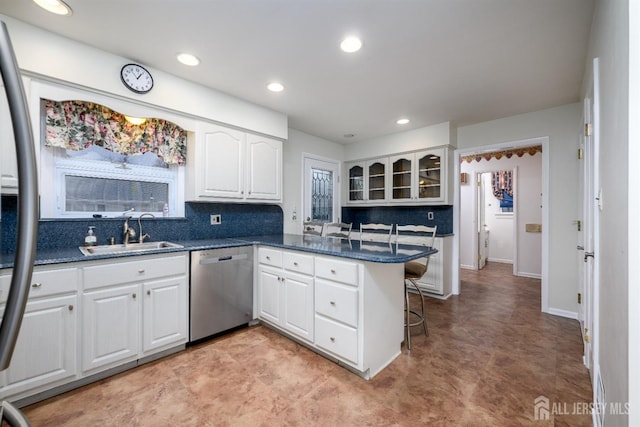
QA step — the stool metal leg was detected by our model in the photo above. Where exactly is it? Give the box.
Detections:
[405,280,412,350]
[404,278,429,351]
[410,278,429,337]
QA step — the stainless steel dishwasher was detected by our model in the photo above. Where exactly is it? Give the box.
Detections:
[190,246,254,342]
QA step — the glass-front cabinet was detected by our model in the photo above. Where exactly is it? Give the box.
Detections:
[345,146,449,205]
[367,159,387,201]
[348,163,365,201]
[389,147,445,203]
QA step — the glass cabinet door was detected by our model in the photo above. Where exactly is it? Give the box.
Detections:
[368,161,386,200]
[417,152,441,199]
[392,156,412,200]
[348,164,364,201]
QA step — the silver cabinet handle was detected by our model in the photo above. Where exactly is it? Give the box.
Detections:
[31,283,42,288]
[138,269,145,274]
[293,262,298,266]
[330,269,336,274]
[132,293,137,299]
[266,256,271,260]
[147,290,151,296]
[330,337,335,342]
[68,305,74,311]
[330,301,336,306]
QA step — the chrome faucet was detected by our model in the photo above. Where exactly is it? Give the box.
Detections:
[123,216,136,246]
[138,213,156,243]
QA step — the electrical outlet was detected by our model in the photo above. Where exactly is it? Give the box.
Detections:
[427,212,434,220]
[210,214,221,225]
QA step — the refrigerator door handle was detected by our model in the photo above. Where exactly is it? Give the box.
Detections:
[0,20,39,370]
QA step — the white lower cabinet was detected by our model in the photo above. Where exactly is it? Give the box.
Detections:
[257,246,404,378]
[142,276,188,354]
[81,253,189,375]
[82,284,139,372]
[414,236,452,296]
[0,265,79,401]
[258,249,314,343]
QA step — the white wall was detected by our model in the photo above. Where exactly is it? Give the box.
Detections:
[460,153,542,276]
[457,103,580,315]
[583,1,630,425]
[282,128,345,234]
[344,121,452,160]
[0,15,287,139]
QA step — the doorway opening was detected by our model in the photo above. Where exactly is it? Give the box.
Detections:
[453,137,549,311]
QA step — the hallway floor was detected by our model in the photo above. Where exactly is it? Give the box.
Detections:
[22,262,593,426]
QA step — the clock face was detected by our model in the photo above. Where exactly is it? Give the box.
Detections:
[120,63,154,94]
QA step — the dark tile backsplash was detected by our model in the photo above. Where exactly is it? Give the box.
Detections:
[1,195,283,253]
[342,205,453,235]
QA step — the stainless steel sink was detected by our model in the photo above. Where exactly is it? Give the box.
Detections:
[79,241,184,256]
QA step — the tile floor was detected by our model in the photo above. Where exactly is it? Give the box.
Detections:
[22,262,593,426]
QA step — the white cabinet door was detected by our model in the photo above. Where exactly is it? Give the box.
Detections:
[246,134,282,200]
[414,148,446,203]
[142,276,188,354]
[197,123,245,199]
[258,265,282,325]
[0,82,18,193]
[415,237,444,294]
[0,295,77,398]
[282,271,314,342]
[82,284,139,373]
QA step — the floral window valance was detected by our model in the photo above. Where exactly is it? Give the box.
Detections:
[491,170,513,200]
[44,99,187,165]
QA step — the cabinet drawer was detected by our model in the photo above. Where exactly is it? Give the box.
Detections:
[315,279,358,327]
[0,267,78,301]
[258,247,282,268]
[315,315,358,365]
[315,257,358,286]
[83,254,187,290]
[283,251,313,275]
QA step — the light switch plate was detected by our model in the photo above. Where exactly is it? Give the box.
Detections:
[210,214,221,225]
[427,212,434,220]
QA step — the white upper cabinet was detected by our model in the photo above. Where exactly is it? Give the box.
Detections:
[0,78,31,194]
[246,134,282,200]
[187,122,282,203]
[346,146,452,206]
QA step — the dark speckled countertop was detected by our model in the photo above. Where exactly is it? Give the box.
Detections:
[0,234,437,270]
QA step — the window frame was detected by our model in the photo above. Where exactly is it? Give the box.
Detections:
[30,79,195,219]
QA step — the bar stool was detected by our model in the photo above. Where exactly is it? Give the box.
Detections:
[303,221,324,236]
[396,224,437,350]
[324,222,352,239]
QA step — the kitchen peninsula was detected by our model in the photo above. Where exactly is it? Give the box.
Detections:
[0,234,436,404]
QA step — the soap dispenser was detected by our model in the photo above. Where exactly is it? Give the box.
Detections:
[84,226,97,246]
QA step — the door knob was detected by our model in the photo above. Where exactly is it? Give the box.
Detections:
[584,252,594,262]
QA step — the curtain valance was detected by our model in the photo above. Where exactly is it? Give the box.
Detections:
[491,170,513,200]
[44,99,186,165]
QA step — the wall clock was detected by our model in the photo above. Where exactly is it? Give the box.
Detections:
[120,63,154,94]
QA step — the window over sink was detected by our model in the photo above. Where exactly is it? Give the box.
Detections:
[32,80,195,219]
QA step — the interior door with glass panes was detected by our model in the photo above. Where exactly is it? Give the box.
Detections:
[303,156,340,226]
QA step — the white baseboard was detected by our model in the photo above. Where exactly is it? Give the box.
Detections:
[424,292,452,300]
[545,307,578,320]
[515,271,542,279]
[460,264,474,270]
[487,258,512,264]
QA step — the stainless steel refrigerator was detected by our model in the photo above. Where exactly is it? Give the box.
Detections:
[0,20,40,427]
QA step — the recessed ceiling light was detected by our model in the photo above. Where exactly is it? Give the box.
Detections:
[176,53,200,66]
[340,36,362,53]
[396,118,410,125]
[267,82,284,92]
[33,0,72,15]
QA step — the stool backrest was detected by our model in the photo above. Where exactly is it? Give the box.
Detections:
[325,222,352,239]
[360,223,393,243]
[303,221,325,236]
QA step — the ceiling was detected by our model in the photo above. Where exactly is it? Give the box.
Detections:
[0,0,595,144]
